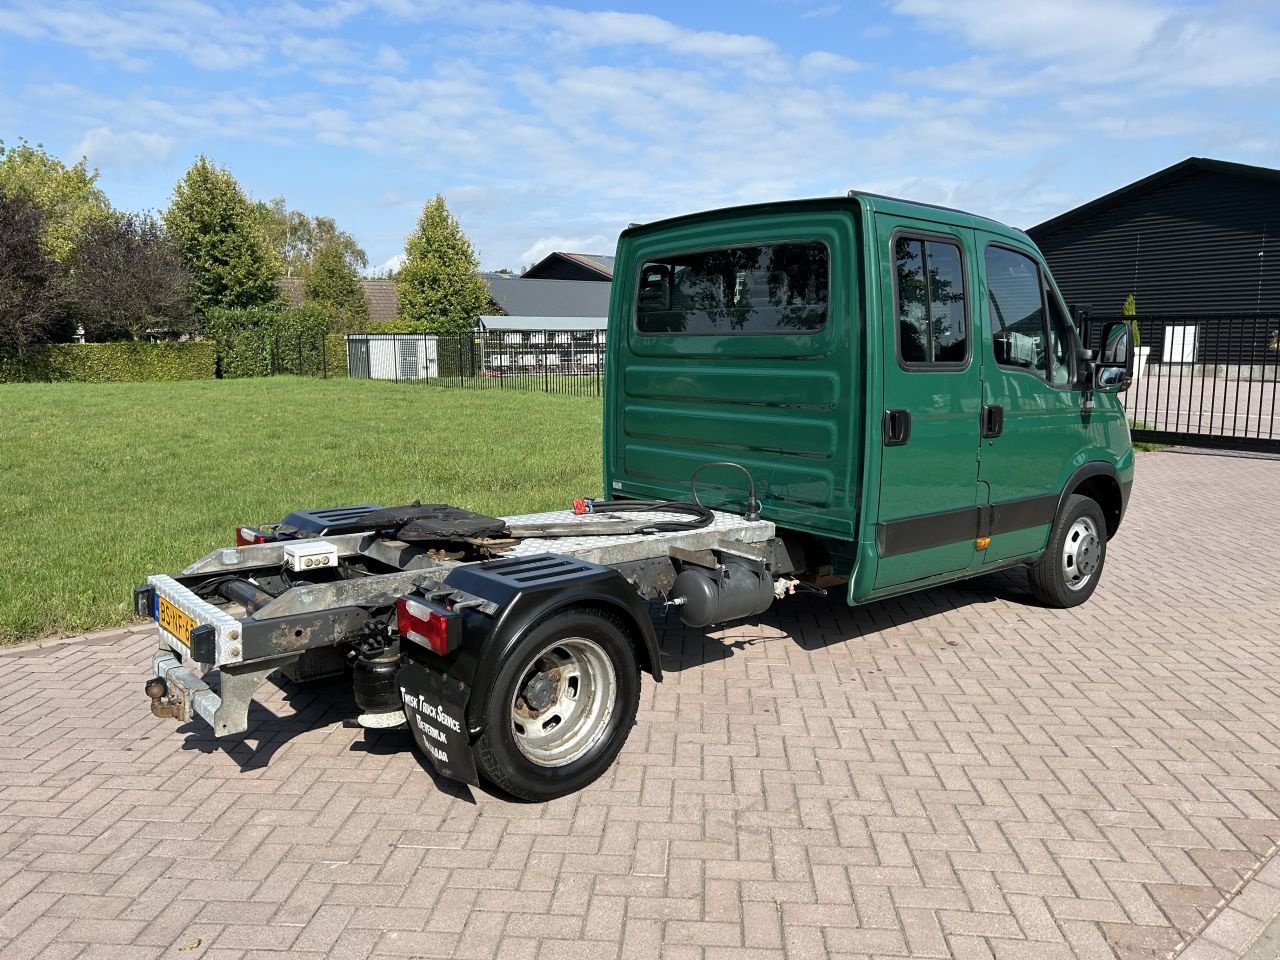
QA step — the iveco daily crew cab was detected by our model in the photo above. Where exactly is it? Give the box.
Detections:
[139,193,1135,801]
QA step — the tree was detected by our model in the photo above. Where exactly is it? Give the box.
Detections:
[165,157,281,315]
[1122,293,1140,349]
[395,195,489,333]
[304,241,369,332]
[0,138,111,262]
[0,191,64,357]
[61,213,193,341]
[259,198,367,278]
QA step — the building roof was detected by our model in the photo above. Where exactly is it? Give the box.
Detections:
[522,251,615,280]
[1028,157,1280,239]
[362,280,398,324]
[483,275,612,317]
[478,316,606,332]
[277,277,399,324]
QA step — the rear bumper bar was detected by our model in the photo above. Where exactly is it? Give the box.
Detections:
[148,647,302,737]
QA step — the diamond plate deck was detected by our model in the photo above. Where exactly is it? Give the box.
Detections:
[497,508,775,566]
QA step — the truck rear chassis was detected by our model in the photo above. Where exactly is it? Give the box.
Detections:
[139,503,803,798]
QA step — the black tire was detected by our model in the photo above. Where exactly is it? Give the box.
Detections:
[1028,494,1108,608]
[473,608,641,801]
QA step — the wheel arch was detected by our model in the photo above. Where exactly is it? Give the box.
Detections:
[1057,462,1125,539]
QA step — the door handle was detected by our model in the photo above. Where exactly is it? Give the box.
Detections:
[883,409,911,446]
[982,404,1004,439]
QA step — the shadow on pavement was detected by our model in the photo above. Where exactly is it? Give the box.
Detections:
[175,669,482,800]
[655,564,1031,673]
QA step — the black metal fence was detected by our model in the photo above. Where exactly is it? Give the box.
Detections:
[343,331,606,397]
[264,334,332,378]
[1084,313,1280,453]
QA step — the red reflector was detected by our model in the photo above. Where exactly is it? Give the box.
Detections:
[396,597,456,656]
[235,527,268,547]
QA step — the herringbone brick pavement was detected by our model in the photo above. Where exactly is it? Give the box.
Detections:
[2,450,1280,960]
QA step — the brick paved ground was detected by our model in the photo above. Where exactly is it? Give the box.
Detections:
[3,449,1280,960]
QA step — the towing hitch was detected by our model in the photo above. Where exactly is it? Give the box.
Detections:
[145,676,184,720]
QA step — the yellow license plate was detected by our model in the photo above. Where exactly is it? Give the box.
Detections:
[157,597,197,647]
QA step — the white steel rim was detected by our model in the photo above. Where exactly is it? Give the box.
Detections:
[510,637,617,767]
[1062,515,1101,591]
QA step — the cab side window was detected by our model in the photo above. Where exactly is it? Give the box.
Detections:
[894,236,968,367]
[984,246,1076,387]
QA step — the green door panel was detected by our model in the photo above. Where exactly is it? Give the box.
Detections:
[976,232,1093,564]
[873,213,982,588]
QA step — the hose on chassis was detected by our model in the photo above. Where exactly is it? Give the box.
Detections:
[570,497,716,533]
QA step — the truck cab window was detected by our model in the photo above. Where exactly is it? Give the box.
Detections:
[985,245,1076,387]
[635,241,829,335]
[1044,287,1076,387]
[894,235,968,367]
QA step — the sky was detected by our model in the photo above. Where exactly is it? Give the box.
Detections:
[2,0,1278,275]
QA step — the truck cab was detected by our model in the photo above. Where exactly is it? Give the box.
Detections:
[604,193,1134,605]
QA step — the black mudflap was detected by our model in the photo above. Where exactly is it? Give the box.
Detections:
[397,661,479,786]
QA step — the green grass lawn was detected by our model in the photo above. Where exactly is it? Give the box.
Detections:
[0,378,602,643]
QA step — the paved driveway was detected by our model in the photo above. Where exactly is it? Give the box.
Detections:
[3,450,1280,960]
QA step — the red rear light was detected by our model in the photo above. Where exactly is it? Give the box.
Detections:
[396,596,460,656]
[235,527,269,547]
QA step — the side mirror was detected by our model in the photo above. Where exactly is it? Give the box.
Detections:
[1094,320,1133,393]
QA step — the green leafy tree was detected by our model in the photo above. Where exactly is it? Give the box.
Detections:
[0,191,65,357]
[259,197,367,277]
[304,241,369,332]
[1122,292,1140,348]
[165,157,281,315]
[61,213,193,341]
[0,138,111,262]
[395,195,489,333]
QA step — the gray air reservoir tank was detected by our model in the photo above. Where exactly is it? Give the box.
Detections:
[669,555,776,628]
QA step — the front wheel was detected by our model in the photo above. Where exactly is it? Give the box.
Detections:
[1028,494,1108,608]
[473,609,641,801]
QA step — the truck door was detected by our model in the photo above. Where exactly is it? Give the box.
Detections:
[873,215,983,588]
[975,235,1089,564]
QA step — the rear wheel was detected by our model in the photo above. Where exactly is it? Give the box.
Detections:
[473,609,640,801]
[1028,494,1107,608]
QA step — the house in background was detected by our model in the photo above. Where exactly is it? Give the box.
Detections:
[482,274,610,321]
[280,266,611,330]
[278,277,399,323]
[1027,158,1279,367]
[521,252,615,281]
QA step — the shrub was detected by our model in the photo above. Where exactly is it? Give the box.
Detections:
[325,333,348,377]
[205,304,330,378]
[0,342,215,383]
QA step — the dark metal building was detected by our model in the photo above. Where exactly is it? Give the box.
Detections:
[521,252,615,282]
[1027,157,1279,316]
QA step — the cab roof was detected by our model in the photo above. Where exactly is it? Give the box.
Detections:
[620,191,1024,242]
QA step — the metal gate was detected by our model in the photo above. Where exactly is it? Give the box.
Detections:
[348,338,371,379]
[1084,313,1280,453]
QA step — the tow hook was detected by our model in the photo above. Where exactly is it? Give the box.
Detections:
[145,676,183,720]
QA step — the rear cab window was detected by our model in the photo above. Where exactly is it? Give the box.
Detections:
[636,241,829,336]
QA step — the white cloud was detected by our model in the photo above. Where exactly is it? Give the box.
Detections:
[374,44,408,71]
[374,253,406,276]
[72,126,176,174]
[797,51,863,79]
[518,235,610,268]
[892,0,1280,96]
[802,5,841,19]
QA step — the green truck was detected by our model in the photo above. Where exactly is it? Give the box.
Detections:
[139,193,1135,801]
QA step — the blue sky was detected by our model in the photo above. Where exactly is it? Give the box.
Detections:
[2,0,1278,273]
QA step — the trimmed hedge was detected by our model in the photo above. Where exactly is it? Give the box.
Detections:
[205,305,331,378]
[0,342,216,384]
[325,334,348,377]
